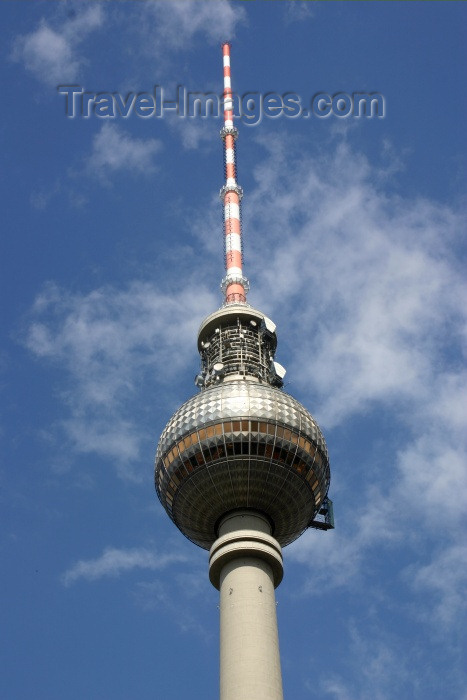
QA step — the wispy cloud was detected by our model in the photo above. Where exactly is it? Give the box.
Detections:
[141,0,246,52]
[284,1,315,25]
[316,622,412,700]
[10,6,103,85]
[404,543,467,627]
[245,138,465,426]
[30,123,163,208]
[86,123,162,181]
[11,1,245,91]
[237,135,467,638]
[25,280,217,478]
[62,546,188,586]
[166,115,216,151]
[62,545,212,639]
[134,575,213,639]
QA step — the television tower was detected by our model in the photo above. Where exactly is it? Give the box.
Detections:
[155,43,333,700]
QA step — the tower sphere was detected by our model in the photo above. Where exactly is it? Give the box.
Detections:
[155,305,330,550]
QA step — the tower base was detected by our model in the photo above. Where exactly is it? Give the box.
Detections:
[209,511,284,700]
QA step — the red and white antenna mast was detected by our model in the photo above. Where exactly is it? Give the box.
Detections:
[220,43,249,305]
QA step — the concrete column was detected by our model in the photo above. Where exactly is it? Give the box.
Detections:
[209,510,284,700]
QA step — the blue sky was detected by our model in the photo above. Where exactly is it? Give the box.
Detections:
[2,2,466,699]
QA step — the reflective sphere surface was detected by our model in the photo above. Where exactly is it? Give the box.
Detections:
[155,381,330,549]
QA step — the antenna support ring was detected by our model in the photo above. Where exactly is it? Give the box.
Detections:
[220,126,239,140]
[219,184,243,201]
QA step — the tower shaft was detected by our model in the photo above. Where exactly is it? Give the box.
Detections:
[210,511,284,700]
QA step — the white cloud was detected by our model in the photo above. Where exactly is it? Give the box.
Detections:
[141,0,246,51]
[245,140,465,427]
[30,123,162,208]
[86,123,162,181]
[317,623,412,700]
[10,6,103,85]
[286,483,400,591]
[11,1,245,87]
[236,136,467,635]
[62,546,188,586]
[405,544,467,626]
[243,136,466,509]
[62,545,212,639]
[30,179,62,211]
[284,1,315,25]
[317,678,352,700]
[134,576,213,639]
[25,280,217,478]
[167,115,215,151]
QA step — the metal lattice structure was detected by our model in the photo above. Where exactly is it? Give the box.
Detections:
[197,305,277,388]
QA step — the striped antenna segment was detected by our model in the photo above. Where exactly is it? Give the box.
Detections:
[220,43,249,305]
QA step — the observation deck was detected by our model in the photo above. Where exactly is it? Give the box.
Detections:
[155,305,330,550]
